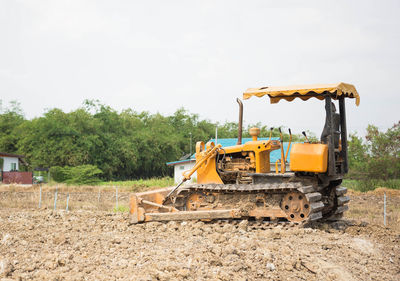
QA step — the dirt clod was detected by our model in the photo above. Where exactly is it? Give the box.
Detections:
[0,191,399,280]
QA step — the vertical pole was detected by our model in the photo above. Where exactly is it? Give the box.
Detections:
[325,96,336,176]
[236,98,243,145]
[54,186,58,210]
[338,97,348,173]
[38,185,42,208]
[384,192,387,227]
[115,186,118,210]
[97,187,101,204]
[189,132,192,156]
[66,193,70,212]
[215,126,218,145]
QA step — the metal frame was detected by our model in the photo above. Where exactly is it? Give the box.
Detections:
[324,93,348,176]
[338,96,348,173]
[325,95,336,176]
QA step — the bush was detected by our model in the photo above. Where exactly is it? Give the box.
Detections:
[348,122,400,183]
[344,179,400,192]
[50,165,102,185]
[50,166,68,182]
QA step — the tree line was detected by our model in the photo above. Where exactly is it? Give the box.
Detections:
[0,100,303,180]
[0,100,398,183]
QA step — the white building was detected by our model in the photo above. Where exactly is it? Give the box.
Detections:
[0,152,24,172]
[166,155,196,184]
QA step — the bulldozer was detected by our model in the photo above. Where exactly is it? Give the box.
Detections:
[130,83,360,224]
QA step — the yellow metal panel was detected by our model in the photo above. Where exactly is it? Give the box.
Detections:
[256,151,269,173]
[195,143,223,184]
[243,82,360,106]
[290,143,328,173]
[196,153,224,184]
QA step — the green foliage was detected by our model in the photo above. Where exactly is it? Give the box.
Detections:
[364,123,400,179]
[99,177,174,191]
[0,98,310,180]
[0,100,26,153]
[347,122,400,188]
[347,134,369,179]
[50,166,68,182]
[343,179,400,192]
[50,165,102,185]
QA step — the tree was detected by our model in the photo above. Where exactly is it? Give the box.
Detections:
[0,100,26,153]
[347,122,400,180]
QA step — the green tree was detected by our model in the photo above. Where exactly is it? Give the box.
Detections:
[347,133,369,179]
[347,122,400,180]
[364,122,400,180]
[0,100,26,153]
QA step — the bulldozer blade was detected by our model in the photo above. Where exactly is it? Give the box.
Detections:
[129,187,174,224]
[129,189,244,223]
[140,209,241,223]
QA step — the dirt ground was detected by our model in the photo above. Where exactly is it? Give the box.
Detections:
[0,187,399,280]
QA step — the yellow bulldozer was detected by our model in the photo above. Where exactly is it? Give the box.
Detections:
[130,83,360,224]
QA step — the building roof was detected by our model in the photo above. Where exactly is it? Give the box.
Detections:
[166,158,195,166]
[0,152,25,158]
[166,137,298,166]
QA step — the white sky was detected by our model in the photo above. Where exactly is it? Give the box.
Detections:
[1,0,399,137]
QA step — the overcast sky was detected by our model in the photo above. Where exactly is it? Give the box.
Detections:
[1,0,399,137]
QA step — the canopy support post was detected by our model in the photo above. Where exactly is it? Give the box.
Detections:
[325,95,336,176]
[338,97,348,173]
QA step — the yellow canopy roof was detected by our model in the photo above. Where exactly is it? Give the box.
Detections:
[243,82,360,106]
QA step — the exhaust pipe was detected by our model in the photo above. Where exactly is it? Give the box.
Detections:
[236,98,243,145]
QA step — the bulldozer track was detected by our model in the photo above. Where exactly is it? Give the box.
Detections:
[175,183,349,223]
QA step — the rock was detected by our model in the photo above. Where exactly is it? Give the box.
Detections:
[53,234,67,245]
[223,244,238,256]
[1,234,11,246]
[166,221,179,230]
[192,228,203,236]
[270,229,281,240]
[203,226,213,234]
[193,221,205,228]
[111,238,121,244]
[0,258,13,277]
[176,268,190,278]
[238,220,248,231]
[284,263,294,271]
[222,223,234,233]
[266,263,275,271]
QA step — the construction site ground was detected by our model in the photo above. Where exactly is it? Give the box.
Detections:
[0,187,399,280]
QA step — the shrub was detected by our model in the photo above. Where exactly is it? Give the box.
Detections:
[50,166,68,182]
[348,122,400,182]
[50,165,102,185]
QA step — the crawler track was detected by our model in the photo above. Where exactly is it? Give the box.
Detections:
[172,183,349,223]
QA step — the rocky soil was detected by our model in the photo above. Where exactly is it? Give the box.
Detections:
[0,207,399,281]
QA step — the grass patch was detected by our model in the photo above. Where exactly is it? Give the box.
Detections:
[113,205,129,213]
[99,177,174,192]
[344,179,400,192]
